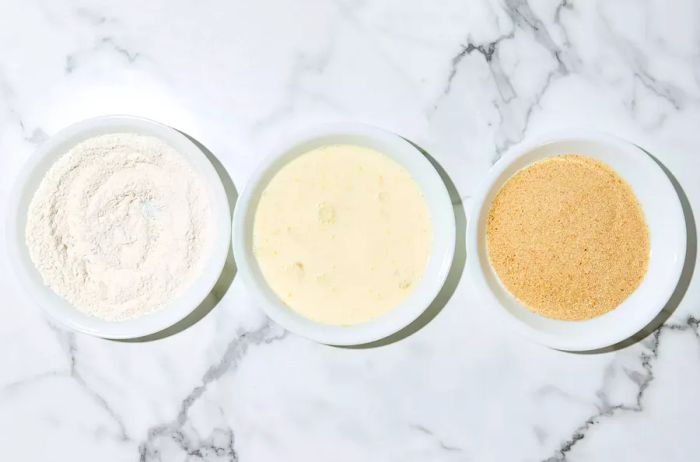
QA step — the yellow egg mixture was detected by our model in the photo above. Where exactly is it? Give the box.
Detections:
[253,144,432,326]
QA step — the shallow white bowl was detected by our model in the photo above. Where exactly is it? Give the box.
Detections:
[467,131,686,351]
[7,115,231,339]
[233,124,455,345]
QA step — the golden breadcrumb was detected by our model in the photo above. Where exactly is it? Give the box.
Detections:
[486,155,649,321]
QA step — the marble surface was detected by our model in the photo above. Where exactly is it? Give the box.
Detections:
[1,0,699,460]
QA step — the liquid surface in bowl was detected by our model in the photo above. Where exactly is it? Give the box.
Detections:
[486,155,649,321]
[253,144,432,326]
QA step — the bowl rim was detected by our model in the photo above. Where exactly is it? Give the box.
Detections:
[232,123,456,345]
[7,115,231,339]
[467,130,687,351]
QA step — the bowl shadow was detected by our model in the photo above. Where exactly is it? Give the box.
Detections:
[118,133,238,342]
[575,149,696,354]
[342,141,466,349]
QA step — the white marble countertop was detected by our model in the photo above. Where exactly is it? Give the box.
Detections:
[1,1,699,460]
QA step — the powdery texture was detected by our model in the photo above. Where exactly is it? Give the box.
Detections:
[26,133,212,321]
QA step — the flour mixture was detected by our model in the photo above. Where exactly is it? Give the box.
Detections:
[26,133,212,321]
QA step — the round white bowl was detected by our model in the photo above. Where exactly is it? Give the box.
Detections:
[7,115,231,339]
[467,131,686,351]
[233,124,455,345]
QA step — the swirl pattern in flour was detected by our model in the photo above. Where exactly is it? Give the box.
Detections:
[25,133,212,321]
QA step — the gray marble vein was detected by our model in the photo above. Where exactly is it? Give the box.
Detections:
[544,316,700,462]
[65,37,141,74]
[138,323,287,461]
[1,0,699,460]
[55,328,132,442]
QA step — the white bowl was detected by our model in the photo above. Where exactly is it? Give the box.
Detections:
[467,131,686,351]
[7,115,231,339]
[233,124,455,345]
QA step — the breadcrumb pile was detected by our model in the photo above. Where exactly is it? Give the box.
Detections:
[486,155,649,321]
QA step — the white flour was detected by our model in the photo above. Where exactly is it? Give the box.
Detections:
[26,133,212,321]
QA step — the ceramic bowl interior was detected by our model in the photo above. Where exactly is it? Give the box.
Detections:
[8,115,231,339]
[233,124,456,345]
[468,132,686,351]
